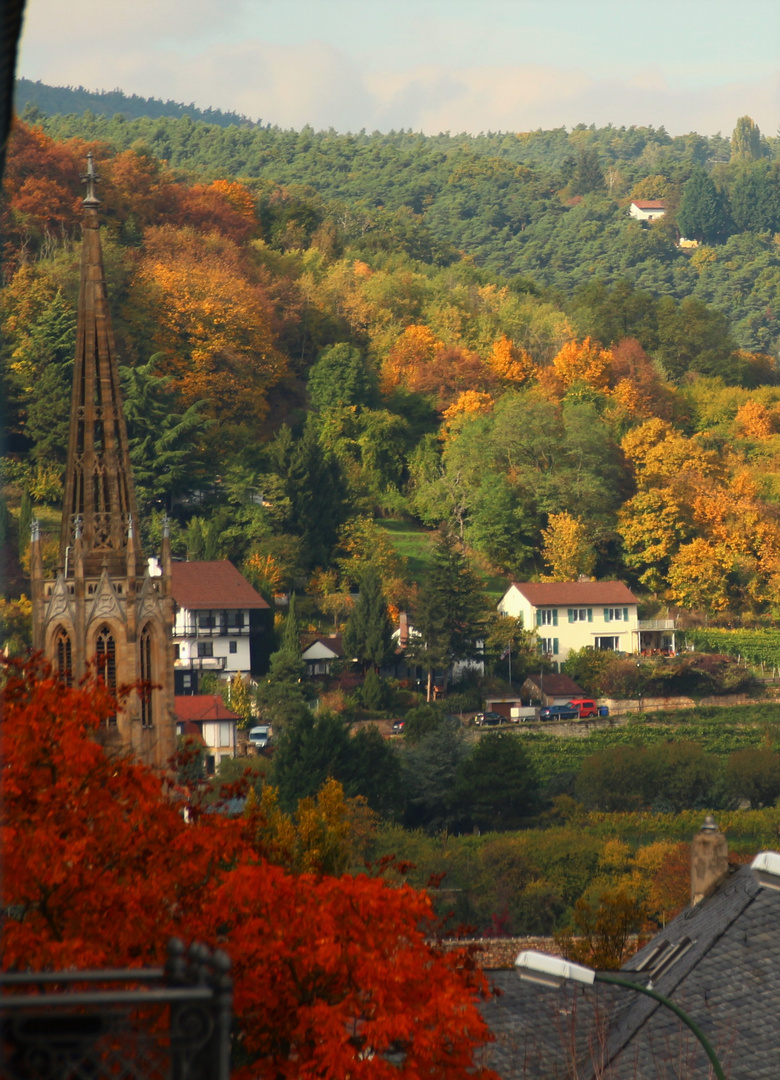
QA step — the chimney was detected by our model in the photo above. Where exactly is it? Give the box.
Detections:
[399,611,409,649]
[691,816,729,906]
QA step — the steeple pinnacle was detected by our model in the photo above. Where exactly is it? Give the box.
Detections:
[60,157,142,576]
[81,152,100,206]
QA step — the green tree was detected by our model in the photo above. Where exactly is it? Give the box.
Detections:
[407,529,486,700]
[647,741,718,812]
[677,170,730,243]
[308,343,378,411]
[360,667,384,711]
[730,115,768,163]
[725,746,780,808]
[18,490,32,563]
[341,725,403,817]
[456,732,538,830]
[342,564,392,670]
[575,745,649,811]
[569,146,605,196]
[272,710,352,812]
[122,356,212,512]
[403,717,468,832]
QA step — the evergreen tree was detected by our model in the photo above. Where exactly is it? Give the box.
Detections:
[730,162,780,234]
[456,732,538,831]
[22,289,76,467]
[18,491,32,563]
[677,170,731,243]
[122,356,212,513]
[407,529,486,700]
[273,710,351,811]
[342,564,392,670]
[569,146,605,195]
[281,592,302,656]
[360,666,384,711]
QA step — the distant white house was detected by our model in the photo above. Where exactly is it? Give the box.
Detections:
[175,694,240,773]
[301,634,344,676]
[629,199,667,223]
[170,560,270,694]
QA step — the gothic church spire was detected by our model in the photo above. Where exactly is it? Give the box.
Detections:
[60,152,141,576]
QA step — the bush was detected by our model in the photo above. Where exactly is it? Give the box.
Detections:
[575,745,650,811]
[403,703,446,743]
[725,747,780,808]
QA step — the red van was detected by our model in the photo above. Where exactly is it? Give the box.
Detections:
[568,698,598,719]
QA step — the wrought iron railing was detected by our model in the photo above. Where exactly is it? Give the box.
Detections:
[0,939,232,1080]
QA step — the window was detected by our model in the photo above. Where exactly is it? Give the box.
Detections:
[540,637,559,656]
[568,608,592,623]
[229,641,237,654]
[595,636,620,651]
[197,612,215,630]
[604,607,629,622]
[219,722,233,747]
[54,626,73,687]
[536,609,558,626]
[174,643,180,659]
[139,624,153,729]
[95,624,117,726]
[197,641,213,658]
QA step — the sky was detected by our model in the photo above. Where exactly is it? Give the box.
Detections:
[17,0,780,137]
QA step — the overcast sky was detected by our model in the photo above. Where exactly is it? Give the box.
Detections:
[17,0,780,136]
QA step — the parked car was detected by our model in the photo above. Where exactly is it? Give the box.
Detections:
[248,725,271,749]
[568,698,598,719]
[392,719,405,733]
[474,711,506,726]
[538,704,580,721]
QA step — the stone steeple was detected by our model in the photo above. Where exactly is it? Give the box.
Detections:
[32,157,176,769]
[60,153,141,578]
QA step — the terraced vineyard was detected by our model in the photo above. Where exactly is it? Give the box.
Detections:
[683,628,780,670]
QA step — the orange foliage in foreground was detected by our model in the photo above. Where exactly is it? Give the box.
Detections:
[0,657,495,1080]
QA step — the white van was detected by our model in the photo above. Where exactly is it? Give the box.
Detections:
[248,725,271,749]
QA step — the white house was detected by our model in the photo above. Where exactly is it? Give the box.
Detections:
[301,634,344,676]
[175,694,240,774]
[629,199,667,223]
[498,580,642,664]
[170,560,270,694]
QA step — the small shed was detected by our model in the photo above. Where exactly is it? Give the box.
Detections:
[520,672,584,706]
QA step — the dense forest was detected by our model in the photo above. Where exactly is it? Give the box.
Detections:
[5,94,780,944]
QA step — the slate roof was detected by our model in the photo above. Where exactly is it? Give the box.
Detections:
[170,560,269,611]
[509,581,638,607]
[481,864,778,1080]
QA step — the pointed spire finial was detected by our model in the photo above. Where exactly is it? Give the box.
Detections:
[73,514,83,541]
[30,517,41,543]
[162,514,171,539]
[81,152,100,206]
[127,513,134,539]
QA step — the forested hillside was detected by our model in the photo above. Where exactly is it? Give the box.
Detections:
[20,96,780,351]
[3,109,780,630]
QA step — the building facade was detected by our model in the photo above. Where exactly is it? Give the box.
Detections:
[498,580,641,664]
[30,155,176,769]
[170,560,270,694]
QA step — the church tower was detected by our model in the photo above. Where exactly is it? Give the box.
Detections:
[31,154,176,769]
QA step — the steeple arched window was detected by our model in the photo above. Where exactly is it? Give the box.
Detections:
[95,624,117,726]
[54,626,72,687]
[140,624,153,729]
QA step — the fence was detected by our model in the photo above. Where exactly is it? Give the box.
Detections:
[0,939,232,1080]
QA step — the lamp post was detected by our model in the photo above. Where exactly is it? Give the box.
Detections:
[515,951,726,1080]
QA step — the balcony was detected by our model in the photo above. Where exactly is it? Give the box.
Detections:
[174,656,227,671]
[639,619,676,631]
[177,623,250,637]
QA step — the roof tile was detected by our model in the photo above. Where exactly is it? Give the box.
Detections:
[170,560,269,611]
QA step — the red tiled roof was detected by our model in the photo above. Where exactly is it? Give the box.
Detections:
[510,581,638,605]
[631,200,666,209]
[170,560,269,611]
[174,695,242,723]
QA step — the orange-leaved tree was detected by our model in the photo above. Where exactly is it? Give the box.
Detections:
[1,656,496,1080]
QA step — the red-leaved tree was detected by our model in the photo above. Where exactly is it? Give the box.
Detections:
[0,656,496,1080]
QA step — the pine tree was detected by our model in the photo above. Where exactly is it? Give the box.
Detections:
[360,666,384,711]
[342,564,392,670]
[281,592,301,656]
[677,171,730,243]
[407,529,486,700]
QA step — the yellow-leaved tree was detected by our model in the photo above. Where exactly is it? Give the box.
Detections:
[541,512,596,581]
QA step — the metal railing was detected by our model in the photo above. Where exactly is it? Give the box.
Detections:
[0,939,232,1080]
[638,619,676,631]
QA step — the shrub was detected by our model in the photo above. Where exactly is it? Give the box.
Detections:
[725,746,780,808]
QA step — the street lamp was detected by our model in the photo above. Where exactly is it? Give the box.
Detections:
[515,950,726,1080]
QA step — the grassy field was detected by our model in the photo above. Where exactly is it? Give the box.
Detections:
[376,519,508,599]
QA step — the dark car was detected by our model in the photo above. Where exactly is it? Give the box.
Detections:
[539,704,580,721]
[474,711,506,726]
[392,719,405,733]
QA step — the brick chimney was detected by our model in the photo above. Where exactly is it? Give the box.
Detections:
[690,815,729,906]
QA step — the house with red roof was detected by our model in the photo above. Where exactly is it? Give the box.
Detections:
[170,560,271,694]
[498,580,649,665]
[175,694,241,773]
[628,199,667,223]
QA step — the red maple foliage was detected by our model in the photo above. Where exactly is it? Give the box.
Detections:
[0,656,496,1080]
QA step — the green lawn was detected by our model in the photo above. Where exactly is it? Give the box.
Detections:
[376,519,508,600]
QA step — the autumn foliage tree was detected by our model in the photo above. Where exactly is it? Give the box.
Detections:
[1,657,496,1080]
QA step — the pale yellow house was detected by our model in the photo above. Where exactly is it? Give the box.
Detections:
[498,581,644,664]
